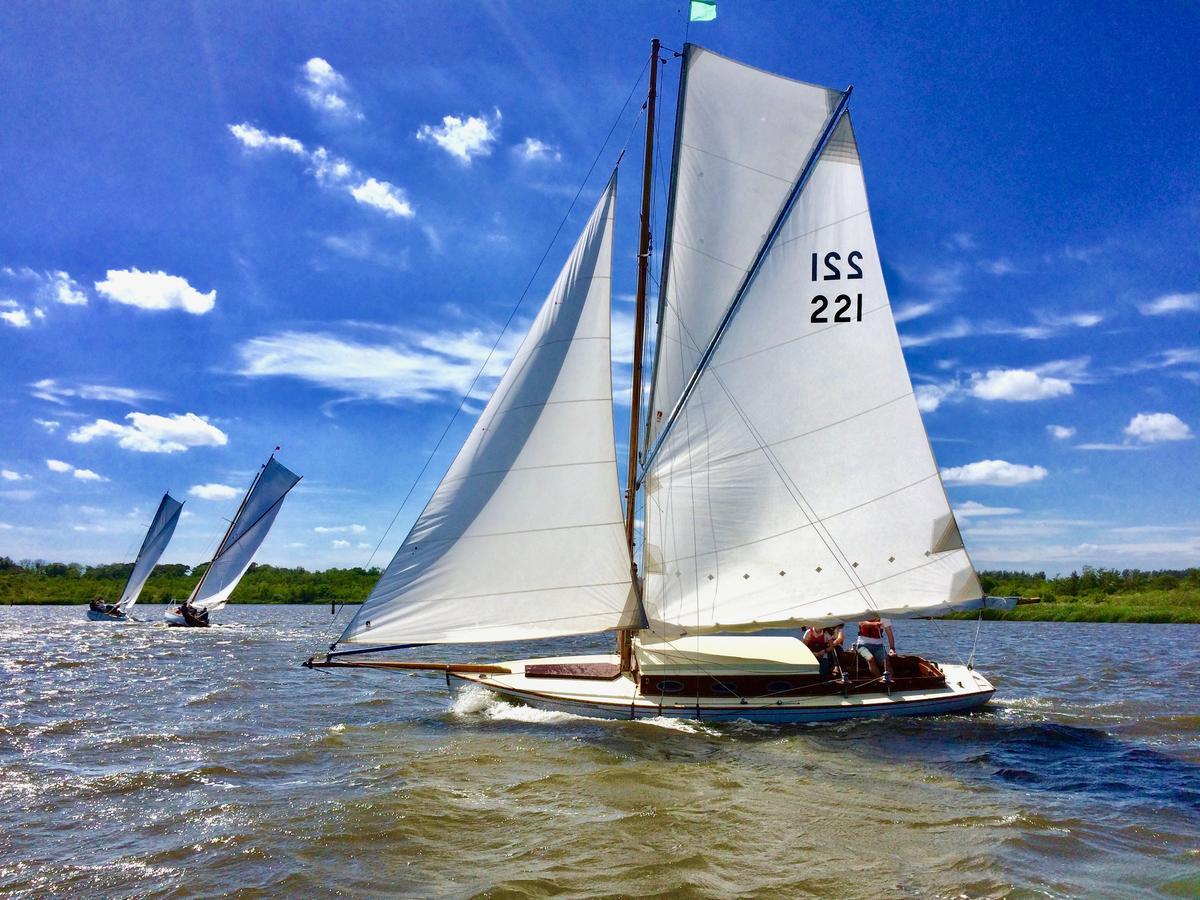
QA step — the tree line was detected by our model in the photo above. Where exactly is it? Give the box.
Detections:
[1,557,1197,620]
[0,557,381,605]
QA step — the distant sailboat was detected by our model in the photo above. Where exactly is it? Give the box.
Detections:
[307,42,1020,722]
[166,455,300,627]
[87,492,184,622]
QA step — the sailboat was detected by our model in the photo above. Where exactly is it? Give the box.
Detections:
[307,41,1019,723]
[166,454,300,627]
[86,492,184,621]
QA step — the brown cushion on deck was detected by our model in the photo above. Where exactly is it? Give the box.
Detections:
[523,662,622,680]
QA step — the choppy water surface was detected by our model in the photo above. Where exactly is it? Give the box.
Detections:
[2,606,1198,898]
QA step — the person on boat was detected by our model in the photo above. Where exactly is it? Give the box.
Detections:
[802,624,843,680]
[854,615,895,683]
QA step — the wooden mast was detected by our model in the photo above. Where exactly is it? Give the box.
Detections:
[618,37,661,672]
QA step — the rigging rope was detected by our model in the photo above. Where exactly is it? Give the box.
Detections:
[325,57,654,639]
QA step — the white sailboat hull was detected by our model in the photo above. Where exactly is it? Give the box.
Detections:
[448,655,994,725]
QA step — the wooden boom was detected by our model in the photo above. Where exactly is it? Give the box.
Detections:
[304,657,512,674]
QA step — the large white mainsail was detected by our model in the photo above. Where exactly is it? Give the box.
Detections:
[118,492,183,612]
[641,55,981,637]
[339,175,639,646]
[645,46,841,449]
[189,457,300,611]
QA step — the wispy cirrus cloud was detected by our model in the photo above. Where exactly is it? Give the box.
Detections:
[953,500,1022,518]
[417,109,501,164]
[229,124,414,219]
[30,379,160,406]
[314,524,366,534]
[235,323,522,404]
[1138,292,1199,316]
[68,412,228,453]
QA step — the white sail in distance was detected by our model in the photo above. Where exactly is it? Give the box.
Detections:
[340,175,639,646]
[642,58,980,636]
[646,46,841,448]
[118,492,183,612]
[190,457,300,611]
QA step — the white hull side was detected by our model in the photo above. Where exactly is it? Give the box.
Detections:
[448,654,994,725]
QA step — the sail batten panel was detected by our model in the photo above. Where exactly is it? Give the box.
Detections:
[643,112,979,635]
[341,177,637,646]
[192,458,300,611]
[118,493,183,611]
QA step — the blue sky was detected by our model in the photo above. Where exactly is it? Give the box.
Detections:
[1,1,1196,575]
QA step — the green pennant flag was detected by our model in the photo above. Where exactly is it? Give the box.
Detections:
[690,0,716,22]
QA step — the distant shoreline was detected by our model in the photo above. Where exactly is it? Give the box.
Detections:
[2,560,1196,624]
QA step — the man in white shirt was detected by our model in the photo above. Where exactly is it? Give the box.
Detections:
[854,615,896,683]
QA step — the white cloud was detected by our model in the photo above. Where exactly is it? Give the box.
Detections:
[47,270,87,305]
[331,539,351,549]
[31,378,160,406]
[314,524,367,534]
[46,459,72,473]
[68,412,228,453]
[0,490,36,501]
[229,123,414,220]
[969,368,1073,402]
[1046,424,1076,440]
[1139,292,1199,316]
[1,469,29,481]
[189,483,239,501]
[915,382,955,413]
[0,267,88,311]
[901,313,1100,348]
[285,541,307,548]
[349,178,414,218]
[944,232,976,250]
[356,541,371,550]
[417,109,501,163]
[236,325,520,404]
[1123,412,1192,444]
[94,268,216,315]
[953,501,1022,518]
[941,459,1048,486]
[892,301,938,324]
[0,308,30,328]
[72,468,106,482]
[299,57,362,120]
[228,123,306,155]
[515,137,561,163]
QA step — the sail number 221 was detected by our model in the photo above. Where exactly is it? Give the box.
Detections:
[809,250,863,324]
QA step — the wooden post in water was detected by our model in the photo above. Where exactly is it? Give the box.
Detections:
[618,38,660,673]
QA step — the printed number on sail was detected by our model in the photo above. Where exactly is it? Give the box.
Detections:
[809,251,864,324]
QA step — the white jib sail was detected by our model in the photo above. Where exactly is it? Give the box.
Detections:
[642,110,981,637]
[118,492,184,612]
[645,45,841,448]
[191,457,300,611]
[340,176,639,646]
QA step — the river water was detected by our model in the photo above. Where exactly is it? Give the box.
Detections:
[2,605,1197,898]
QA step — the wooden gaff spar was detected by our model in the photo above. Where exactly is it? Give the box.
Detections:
[307,41,1022,723]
